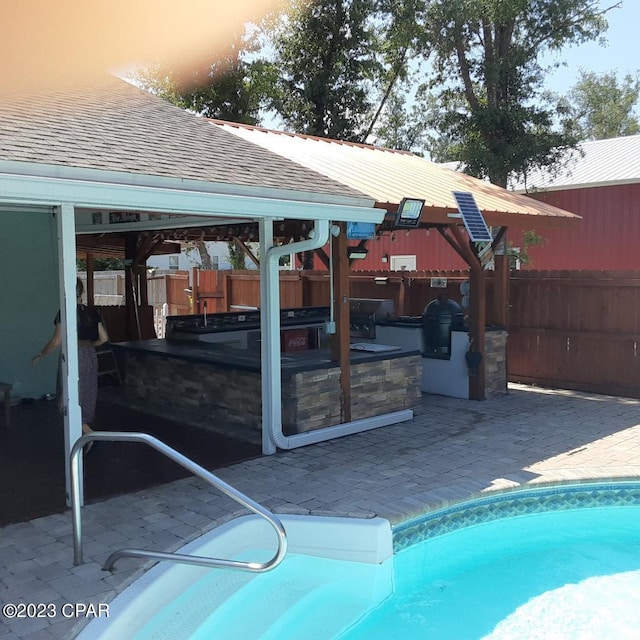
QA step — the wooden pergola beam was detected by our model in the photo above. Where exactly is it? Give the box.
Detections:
[233,237,260,268]
[445,225,486,401]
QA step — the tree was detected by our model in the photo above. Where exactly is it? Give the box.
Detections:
[566,70,640,140]
[134,29,275,124]
[415,0,619,186]
[372,88,428,153]
[267,0,384,140]
[183,242,217,270]
[227,241,248,270]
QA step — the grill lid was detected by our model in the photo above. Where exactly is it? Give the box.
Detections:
[349,298,396,320]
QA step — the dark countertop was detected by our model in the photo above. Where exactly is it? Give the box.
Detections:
[112,339,420,375]
[377,318,423,328]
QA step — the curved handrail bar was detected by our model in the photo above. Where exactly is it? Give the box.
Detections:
[70,432,287,573]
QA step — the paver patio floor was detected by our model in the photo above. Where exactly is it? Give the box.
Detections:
[2,383,640,639]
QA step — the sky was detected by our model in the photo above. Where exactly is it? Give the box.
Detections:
[541,0,639,96]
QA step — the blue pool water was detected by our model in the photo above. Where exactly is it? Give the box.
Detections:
[341,505,640,639]
[90,484,640,640]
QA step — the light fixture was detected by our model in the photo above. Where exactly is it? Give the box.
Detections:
[394,197,425,228]
[381,253,388,263]
[374,277,389,285]
[347,247,369,260]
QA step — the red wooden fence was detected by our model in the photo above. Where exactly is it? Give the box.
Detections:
[188,269,482,319]
[508,271,640,398]
[161,267,640,399]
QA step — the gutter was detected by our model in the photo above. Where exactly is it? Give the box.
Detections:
[260,219,413,454]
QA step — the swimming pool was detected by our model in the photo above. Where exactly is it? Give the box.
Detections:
[79,481,640,639]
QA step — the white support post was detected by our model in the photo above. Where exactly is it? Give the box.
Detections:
[57,203,83,506]
[259,218,278,455]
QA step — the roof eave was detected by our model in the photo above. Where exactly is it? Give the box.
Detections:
[0,160,376,211]
[376,202,582,228]
[0,169,384,225]
[514,177,640,194]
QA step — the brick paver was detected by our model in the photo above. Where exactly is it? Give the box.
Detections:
[2,383,640,639]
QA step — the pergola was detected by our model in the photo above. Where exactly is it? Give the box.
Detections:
[209,122,581,401]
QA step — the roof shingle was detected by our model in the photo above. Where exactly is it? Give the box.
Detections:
[0,75,368,203]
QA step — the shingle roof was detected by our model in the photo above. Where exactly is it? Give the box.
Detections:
[210,121,580,227]
[0,75,368,203]
[509,135,640,192]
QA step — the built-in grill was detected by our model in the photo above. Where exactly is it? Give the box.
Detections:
[349,298,396,339]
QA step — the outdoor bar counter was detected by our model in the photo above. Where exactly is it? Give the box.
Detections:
[112,338,422,438]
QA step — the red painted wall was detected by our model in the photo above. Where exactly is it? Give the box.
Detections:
[513,184,640,270]
[299,182,640,271]
[356,229,468,271]
[303,228,468,271]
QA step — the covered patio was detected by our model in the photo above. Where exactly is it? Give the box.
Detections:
[0,74,382,514]
[1,73,583,529]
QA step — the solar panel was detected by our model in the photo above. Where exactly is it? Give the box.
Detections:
[452,191,493,243]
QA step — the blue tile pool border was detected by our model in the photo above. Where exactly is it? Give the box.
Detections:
[392,480,640,552]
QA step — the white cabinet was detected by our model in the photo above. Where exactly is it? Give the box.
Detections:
[373,325,469,399]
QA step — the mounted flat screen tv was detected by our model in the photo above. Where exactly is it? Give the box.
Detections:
[394,198,425,228]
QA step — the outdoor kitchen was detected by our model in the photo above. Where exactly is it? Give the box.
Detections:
[111,284,507,440]
[112,302,423,439]
[349,296,506,400]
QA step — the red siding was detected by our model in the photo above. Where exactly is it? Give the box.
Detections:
[512,184,640,270]
[307,229,468,271]
[302,182,639,271]
[358,229,468,270]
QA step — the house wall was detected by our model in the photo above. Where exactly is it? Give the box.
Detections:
[302,182,639,272]
[309,229,468,271]
[0,208,59,399]
[513,184,640,270]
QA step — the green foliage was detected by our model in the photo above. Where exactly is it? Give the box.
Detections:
[227,241,247,270]
[508,229,545,267]
[373,88,428,153]
[267,0,384,140]
[133,29,274,124]
[76,257,125,271]
[415,0,616,185]
[565,70,640,140]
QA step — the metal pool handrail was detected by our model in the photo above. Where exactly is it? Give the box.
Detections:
[70,431,288,572]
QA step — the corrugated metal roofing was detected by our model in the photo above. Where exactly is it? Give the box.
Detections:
[211,121,580,227]
[509,135,640,192]
[0,75,369,205]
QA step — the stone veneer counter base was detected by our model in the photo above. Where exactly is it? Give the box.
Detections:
[112,340,422,437]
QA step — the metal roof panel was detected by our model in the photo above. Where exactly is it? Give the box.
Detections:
[212,121,580,226]
[510,135,640,191]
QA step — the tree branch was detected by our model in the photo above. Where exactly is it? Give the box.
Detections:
[453,22,480,111]
[362,46,409,141]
